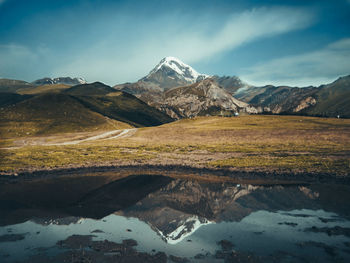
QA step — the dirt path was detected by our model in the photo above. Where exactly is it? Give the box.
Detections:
[2,128,137,149]
[46,128,137,146]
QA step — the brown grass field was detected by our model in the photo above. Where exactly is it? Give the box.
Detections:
[1,115,349,177]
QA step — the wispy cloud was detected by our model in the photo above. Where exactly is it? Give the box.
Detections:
[52,7,314,85]
[240,38,350,87]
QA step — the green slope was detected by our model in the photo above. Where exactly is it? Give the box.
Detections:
[0,93,125,138]
[0,93,32,107]
[63,82,116,96]
[17,84,71,95]
[73,91,173,127]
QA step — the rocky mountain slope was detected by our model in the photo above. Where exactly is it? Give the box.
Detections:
[233,85,318,114]
[227,75,350,117]
[145,78,257,119]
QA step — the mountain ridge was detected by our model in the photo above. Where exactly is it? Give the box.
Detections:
[1,57,349,119]
[32,77,86,86]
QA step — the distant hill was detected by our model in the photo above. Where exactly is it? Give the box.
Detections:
[0,79,35,93]
[32,77,86,86]
[17,84,71,95]
[63,82,116,96]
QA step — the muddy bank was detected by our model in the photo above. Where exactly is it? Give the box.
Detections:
[1,164,349,185]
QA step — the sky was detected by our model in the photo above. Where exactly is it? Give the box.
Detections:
[0,0,350,87]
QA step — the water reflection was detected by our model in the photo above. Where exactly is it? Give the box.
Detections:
[0,174,350,262]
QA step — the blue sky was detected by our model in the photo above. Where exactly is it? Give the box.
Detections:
[0,0,350,86]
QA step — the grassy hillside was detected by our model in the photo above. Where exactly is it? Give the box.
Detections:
[0,93,32,107]
[17,84,71,94]
[74,91,173,127]
[0,93,128,138]
[63,82,116,96]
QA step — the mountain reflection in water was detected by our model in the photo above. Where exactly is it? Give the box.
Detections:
[0,174,350,262]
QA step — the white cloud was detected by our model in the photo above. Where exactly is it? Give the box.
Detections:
[240,38,350,87]
[52,7,314,85]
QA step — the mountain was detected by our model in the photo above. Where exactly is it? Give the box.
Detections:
[0,79,35,93]
[32,77,86,86]
[143,78,257,119]
[230,75,350,117]
[114,57,257,119]
[114,56,208,95]
[141,56,208,89]
[233,85,318,114]
[303,75,350,118]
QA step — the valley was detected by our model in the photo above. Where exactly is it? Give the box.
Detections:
[1,115,349,181]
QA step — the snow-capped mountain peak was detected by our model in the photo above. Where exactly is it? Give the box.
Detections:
[32,77,87,86]
[145,56,209,85]
[155,215,212,244]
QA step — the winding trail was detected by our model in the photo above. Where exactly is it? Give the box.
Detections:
[2,128,137,149]
[47,128,137,146]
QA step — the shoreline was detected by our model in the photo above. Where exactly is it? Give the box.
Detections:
[1,164,349,185]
